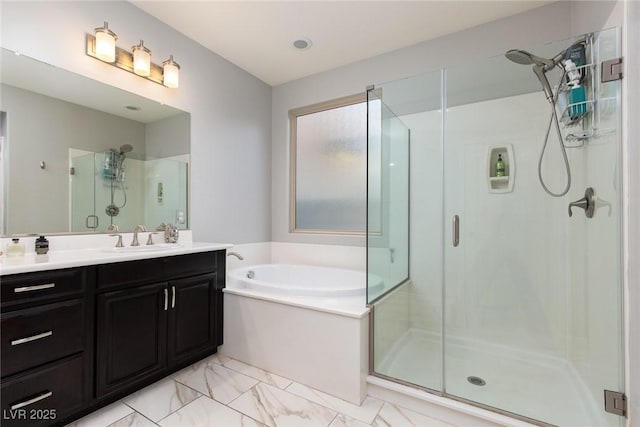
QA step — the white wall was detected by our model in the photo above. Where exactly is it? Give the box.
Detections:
[145,113,190,159]
[0,0,272,244]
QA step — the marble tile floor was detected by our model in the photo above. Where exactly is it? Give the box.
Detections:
[67,354,456,427]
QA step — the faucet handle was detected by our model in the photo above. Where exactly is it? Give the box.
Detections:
[146,232,158,246]
[568,187,595,218]
[109,233,124,248]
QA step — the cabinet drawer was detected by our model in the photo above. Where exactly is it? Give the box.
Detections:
[1,299,85,378]
[1,268,86,309]
[164,252,217,278]
[97,257,164,290]
[97,252,218,290]
[1,354,85,427]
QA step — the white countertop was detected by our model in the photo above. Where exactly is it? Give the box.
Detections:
[0,241,232,276]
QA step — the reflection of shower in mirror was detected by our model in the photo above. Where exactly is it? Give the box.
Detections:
[104,144,133,221]
[103,144,133,182]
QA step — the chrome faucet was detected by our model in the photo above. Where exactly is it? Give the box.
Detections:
[109,233,124,248]
[227,251,244,260]
[131,225,147,246]
[146,232,158,245]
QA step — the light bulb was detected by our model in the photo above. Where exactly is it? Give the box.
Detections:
[162,55,180,88]
[132,40,151,76]
[94,22,117,63]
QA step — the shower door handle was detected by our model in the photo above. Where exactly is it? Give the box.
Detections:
[86,214,99,229]
[452,215,460,247]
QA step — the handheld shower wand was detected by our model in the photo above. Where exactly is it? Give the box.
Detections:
[505,45,579,197]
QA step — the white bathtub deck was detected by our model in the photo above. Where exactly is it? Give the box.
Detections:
[222,291,370,404]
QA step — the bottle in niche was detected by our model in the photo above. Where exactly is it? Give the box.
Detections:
[495,154,505,177]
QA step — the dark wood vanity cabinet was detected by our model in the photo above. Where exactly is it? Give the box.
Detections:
[1,249,226,426]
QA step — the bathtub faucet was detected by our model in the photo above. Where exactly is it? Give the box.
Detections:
[227,251,244,260]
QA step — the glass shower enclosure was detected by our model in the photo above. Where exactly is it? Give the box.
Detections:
[367,28,624,426]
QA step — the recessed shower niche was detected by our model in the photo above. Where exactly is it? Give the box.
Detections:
[486,145,514,193]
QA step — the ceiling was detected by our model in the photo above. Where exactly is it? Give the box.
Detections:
[133,1,551,87]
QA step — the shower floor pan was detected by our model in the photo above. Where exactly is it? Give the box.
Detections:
[376,329,612,427]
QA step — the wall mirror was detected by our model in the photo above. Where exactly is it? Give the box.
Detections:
[0,48,190,236]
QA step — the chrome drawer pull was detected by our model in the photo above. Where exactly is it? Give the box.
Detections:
[11,331,53,346]
[11,391,53,410]
[164,288,168,311]
[14,283,55,293]
[171,286,176,308]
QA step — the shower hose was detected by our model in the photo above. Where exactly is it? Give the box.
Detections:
[538,67,571,197]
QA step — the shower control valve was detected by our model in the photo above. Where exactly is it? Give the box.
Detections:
[568,187,595,218]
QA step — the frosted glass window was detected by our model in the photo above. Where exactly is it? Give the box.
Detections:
[291,96,366,232]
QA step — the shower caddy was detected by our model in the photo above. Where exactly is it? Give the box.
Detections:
[559,33,616,146]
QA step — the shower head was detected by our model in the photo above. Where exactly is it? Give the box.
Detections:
[505,48,565,103]
[505,49,555,68]
[119,144,133,154]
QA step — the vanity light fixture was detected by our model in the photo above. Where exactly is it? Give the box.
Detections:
[162,55,180,88]
[132,40,151,76]
[94,22,117,63]
[86,23,181,88]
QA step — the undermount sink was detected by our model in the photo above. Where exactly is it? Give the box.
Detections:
[102,244,182,253]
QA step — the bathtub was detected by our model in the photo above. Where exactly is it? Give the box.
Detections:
[222,264,372,404]
[227,263,383,299]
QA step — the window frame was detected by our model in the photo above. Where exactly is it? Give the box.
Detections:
[289,92,367,235]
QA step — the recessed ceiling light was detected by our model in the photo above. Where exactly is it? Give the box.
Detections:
[125,105,141,111]
[293,38,312,50]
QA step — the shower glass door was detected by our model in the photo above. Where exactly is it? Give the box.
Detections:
[367,70,443,391]
[70,151,98,232]
[367,87,410,303]
[443,27,623,426]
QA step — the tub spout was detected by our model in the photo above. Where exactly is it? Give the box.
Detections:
[227,251,244,260]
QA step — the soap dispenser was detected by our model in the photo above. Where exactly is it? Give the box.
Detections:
[35,236,50,255]
[6,238,26,257]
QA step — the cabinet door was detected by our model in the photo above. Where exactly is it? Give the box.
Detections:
[96,283,167,397]
[167,273,216,364]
